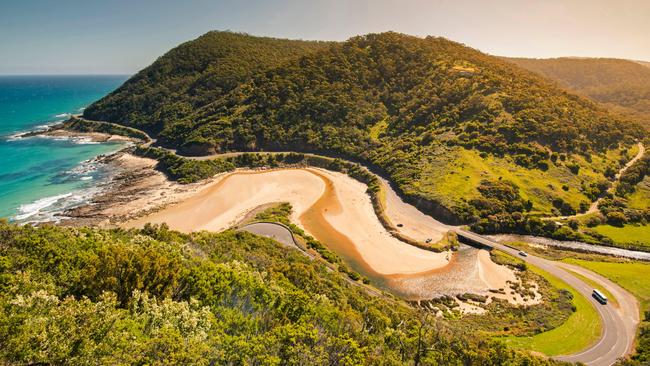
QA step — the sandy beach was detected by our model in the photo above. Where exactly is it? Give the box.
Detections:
[124,167,451,275]
[306,168,450,275]
[62,152,205,226]
[63,153,522,302]
[124,169,326,232]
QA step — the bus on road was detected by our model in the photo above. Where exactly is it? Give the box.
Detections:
[593,289,608,304]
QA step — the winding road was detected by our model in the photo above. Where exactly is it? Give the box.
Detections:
[456,229,639,366]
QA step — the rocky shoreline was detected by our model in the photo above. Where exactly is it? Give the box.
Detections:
[12,122,186,227]
[58,149,213,228]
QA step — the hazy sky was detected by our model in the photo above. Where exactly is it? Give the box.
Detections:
[2,0,649,74]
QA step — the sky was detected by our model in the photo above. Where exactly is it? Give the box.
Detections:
[1,0,649,74]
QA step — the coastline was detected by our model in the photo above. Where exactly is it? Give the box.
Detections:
[4,120,161,225]
[36,128,135,144]
[59,149,214,227]
[3,128,137,224]
[16,124,536,303]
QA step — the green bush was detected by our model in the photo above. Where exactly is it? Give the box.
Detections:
[0,222,558,365]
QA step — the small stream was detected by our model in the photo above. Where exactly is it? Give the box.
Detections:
[487,234,650,261]
[384,244,487,300]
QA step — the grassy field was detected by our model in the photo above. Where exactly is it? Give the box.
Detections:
[628,176,650,210]
[416,146,630,216]
[562,259,650,310]
[591,224,650,249]
[500,265,601,356]
[563,259,650,363]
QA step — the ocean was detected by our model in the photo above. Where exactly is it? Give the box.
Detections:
[0,75,129,223]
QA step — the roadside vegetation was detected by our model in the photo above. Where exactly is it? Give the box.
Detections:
[562,259,650,365]
[473,147,649,251]
[557,150,650,250]
[589,224,650,249]
[0,220,560,365]
[61,117,151,142]
[499,265,601,356]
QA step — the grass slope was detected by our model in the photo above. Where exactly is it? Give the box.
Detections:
[562,259,650,310]
[417,146,632,216]
[500,265,601,356]
[628,176,650,210]
[590,224,650,249]
[561,259,650,364]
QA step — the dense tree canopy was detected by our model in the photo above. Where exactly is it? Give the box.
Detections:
[507,57,650,129]
[84,31,646,222]
[84,31,329,135]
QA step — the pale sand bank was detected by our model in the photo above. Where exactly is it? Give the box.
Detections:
[125,169,325,233]
[124,168,450,275]
[477,250,541,305]
[310,168,450,275]
[477,250,515,290]
[379,177,450,243]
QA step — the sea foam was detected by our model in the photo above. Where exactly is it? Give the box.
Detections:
[14,193,73,221]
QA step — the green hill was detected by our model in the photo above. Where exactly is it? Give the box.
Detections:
[85,32,645,223]
[506,57,650,129]
[84,31,329,139]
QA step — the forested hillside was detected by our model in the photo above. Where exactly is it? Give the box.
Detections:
[507,57,650,129]
[84,32,329,138]
[85,32,646,223]
[0,221,556,365]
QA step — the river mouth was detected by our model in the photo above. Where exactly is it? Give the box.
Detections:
[124,167,513,300]
[287,168,502,300]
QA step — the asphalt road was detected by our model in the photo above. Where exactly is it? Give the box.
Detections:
[457,229,639,366]
[239,222,298,248]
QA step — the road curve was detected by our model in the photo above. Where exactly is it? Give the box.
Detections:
[456,229,639,366]
[238,222,300,249]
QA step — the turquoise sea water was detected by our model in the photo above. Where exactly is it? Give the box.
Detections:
[0,75,129,222]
